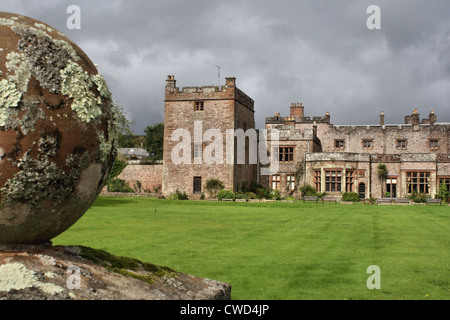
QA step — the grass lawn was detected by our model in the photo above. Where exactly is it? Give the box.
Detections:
[52,197,450,300]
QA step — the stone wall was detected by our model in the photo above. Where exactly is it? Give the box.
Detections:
[117,164,163,192]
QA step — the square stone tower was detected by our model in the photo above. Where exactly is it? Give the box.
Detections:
[162,75,257,197]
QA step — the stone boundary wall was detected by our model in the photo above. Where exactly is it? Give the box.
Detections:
[117,163,163,192]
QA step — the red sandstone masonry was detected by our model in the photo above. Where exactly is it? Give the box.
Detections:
[162,76,256,197]
[118,164,163,192]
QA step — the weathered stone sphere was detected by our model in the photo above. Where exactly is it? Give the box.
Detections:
[0,13,116,244]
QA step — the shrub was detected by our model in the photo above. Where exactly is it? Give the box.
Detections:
[246,192,257,199]
[134,180,142,192]
[205,179,225,198]
[268,189,281,200]
[217,190,236,201]
[107,178,134,193]
[235,192,248,200]
[109,159,128,180]
[342,192,360,202]
[408,190,427,203]
[169,189,189,200]
[249,182,264,193]
[255,188,269,200]
[299,184,317,197]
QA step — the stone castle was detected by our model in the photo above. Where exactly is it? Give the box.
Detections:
[120,75,450,200]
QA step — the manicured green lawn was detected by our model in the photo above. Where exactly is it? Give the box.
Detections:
[53,197,450,300]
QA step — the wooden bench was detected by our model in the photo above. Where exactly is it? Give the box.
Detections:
[303,196,318,203]
[377,198,392,205]
[426,198,442,206]
[322,197,338,204]
[394,198,410,205]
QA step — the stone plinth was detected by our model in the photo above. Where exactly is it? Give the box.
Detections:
[0,245,231,300]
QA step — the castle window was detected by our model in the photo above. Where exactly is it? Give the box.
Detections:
[287,174,295,191]
[194,101,204,111]
[335,140,345,150]
[278,147,294,163]
[346,170,355,192]
[386,177,397,198]
[314,170,321,192]
[407,172,430,194]
[429,139,439,150]
[193,142,204,160]
[362,140,373,150]
[396,139,407,150]
[325,170,342,192]
[271,174,281,190]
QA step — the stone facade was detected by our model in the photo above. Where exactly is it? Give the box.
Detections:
[136,76,449,200]
[162,76,257,197]
[265,104,450,199]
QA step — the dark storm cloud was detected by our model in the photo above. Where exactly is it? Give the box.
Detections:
[1,0,449,133]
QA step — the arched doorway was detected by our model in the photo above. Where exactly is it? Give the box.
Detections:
[358,183,366,199]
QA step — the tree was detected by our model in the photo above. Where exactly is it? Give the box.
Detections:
[436,183,449,202]
[112,103,135,148]
[377,164,388,197]
[144,122,164,161]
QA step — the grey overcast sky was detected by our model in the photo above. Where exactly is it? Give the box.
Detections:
[2,0,449,133]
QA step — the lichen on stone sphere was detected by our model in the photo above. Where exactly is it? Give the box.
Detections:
[0,12,117,245]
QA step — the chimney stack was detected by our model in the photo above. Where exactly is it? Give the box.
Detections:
[225,76,236,87]
[380,111,385,126]
[290,102,304,121]
[429,110,436,125]
[165,75,177,92]
[411,108,420,125]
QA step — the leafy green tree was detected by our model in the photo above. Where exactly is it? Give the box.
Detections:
[112,103,135,148]
[144,122,164,161]
[436,183,449,202]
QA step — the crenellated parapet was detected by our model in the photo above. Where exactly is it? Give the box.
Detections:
[165,75,254,111]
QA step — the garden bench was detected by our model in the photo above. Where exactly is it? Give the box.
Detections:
[282,200,294,203]
[394,198,410,205]
[221,199,234,202]
[426,198,441,206]
[377,198,392,205]
[322,197,338,204]
[303,196,318,203]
